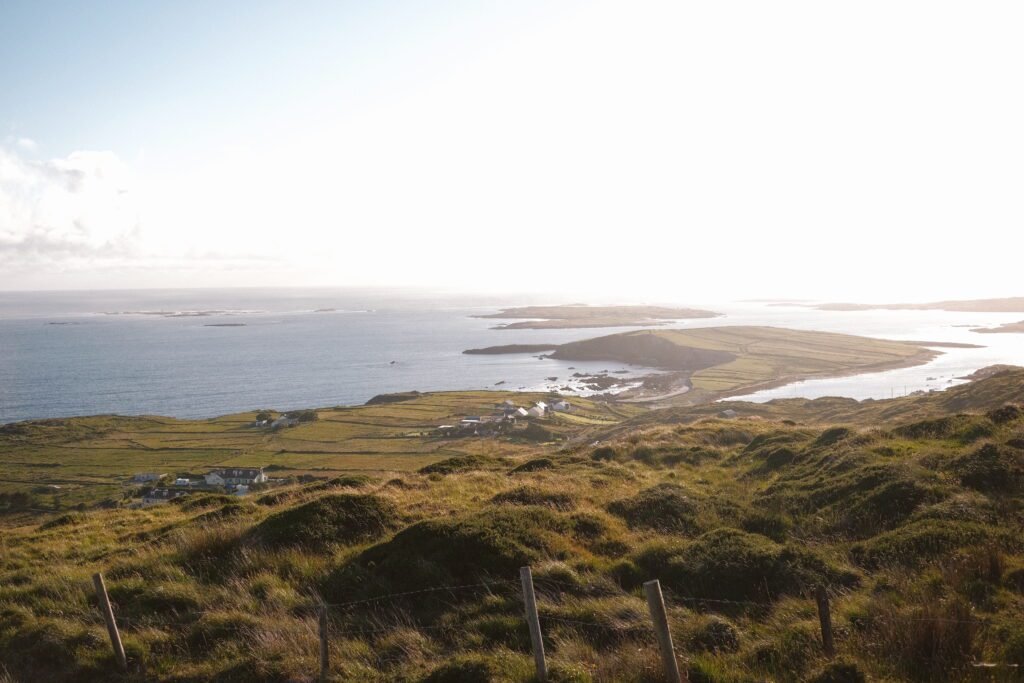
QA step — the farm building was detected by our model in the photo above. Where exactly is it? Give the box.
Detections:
[205,468,267,487]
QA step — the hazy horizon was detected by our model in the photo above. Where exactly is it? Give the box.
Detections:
[3,1,1023,301]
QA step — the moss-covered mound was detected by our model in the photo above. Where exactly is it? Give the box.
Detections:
[491,486,575,510]
[607,483,702,534]
[893,414,994,443]
[759,459,944,537]
[419,455,488,475]
[947,443,1023,493]
[38,512,86,531]
[620,528,856,603]
[509,457,556,474]
[305,474,374,492]
[850,519,1005,569]
[986,404,1021,425]
[171,493,237,511]
[325,507,572,598]
[249,494,399,550]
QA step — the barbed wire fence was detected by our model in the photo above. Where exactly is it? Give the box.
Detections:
[87,569,1015,682]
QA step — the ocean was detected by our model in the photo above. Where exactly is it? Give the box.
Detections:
[1,288,1022,423]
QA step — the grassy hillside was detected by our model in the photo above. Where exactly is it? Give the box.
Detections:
[2,374,1024,681]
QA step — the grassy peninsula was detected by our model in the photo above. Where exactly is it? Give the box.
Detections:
[475,304,720,329]
[468,326,938,404]
[1,369,1024,682]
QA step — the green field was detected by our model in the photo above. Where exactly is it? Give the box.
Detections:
[653,326,932,396]
[0,391,644,509]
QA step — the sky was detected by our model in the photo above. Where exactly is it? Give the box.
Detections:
[1,0,1023,301]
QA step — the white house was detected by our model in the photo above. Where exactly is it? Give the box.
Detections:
[205,468,267,487]
[270,416,298,429]
[527,401,548,418]
[551,400,572,412]
[142,488,188,507]
[132,473,165,483]
[515,407,530,418]
[174,477,192,487]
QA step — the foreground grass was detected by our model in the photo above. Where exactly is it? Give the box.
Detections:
[1,375,1024,681]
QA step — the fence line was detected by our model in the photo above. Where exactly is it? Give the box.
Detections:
[85,569,1004,681]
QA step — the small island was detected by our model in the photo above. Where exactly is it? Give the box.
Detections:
[474,304,720,329]
[972,320,1024,334]
[816,296,1024,313]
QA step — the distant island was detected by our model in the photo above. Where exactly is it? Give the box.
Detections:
[972,320,1024,334]
[816,296,1024,313]
[474,304,720,329]
[465,326,938,403]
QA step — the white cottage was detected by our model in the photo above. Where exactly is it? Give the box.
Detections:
[205,468,267,487]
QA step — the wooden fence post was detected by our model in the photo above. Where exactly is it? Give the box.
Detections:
[319,603,330,681]
[643,580,681,683]
[815,585,835,658]
[520,566,547,682]
[92,572,127,672]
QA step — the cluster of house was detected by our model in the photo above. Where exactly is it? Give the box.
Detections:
[133,468,268,506]
[257,415,301,429]
[437,398,572,437]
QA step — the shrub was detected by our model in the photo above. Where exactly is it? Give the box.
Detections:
[690,616,740,653]
[419,455,488,475]
[808,660,866,683]
[325,507,572,600]
[422,656,495,683]
[491,486,575,511]
[591,446,617,461]
[38,512,86,530]
[900,600,977,681]
[250,494,399,550]
[547,663,594,683]
[106,580,200,617]
[815,427,855,447]
[305,474,373,492]
[740,511,792,542]
[893,415,993,443]
[836,477,945,537]
[510,457,556,474]
[850,520,1003,569]
[607,483,702,534]
[421,651,532,682]
[987,404,1021,425]
[948,443,1023,493]
[172,493,235,511]
[623,529,855,603]
[186,611,261,652]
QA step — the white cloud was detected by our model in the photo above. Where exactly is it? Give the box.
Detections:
[0,147,141,260]
[15,138,36,151]
[0,145,279,287]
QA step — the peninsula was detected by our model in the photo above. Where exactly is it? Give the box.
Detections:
[465,325,938,404]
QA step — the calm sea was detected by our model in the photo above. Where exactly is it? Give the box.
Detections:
[1,288,1022,423]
